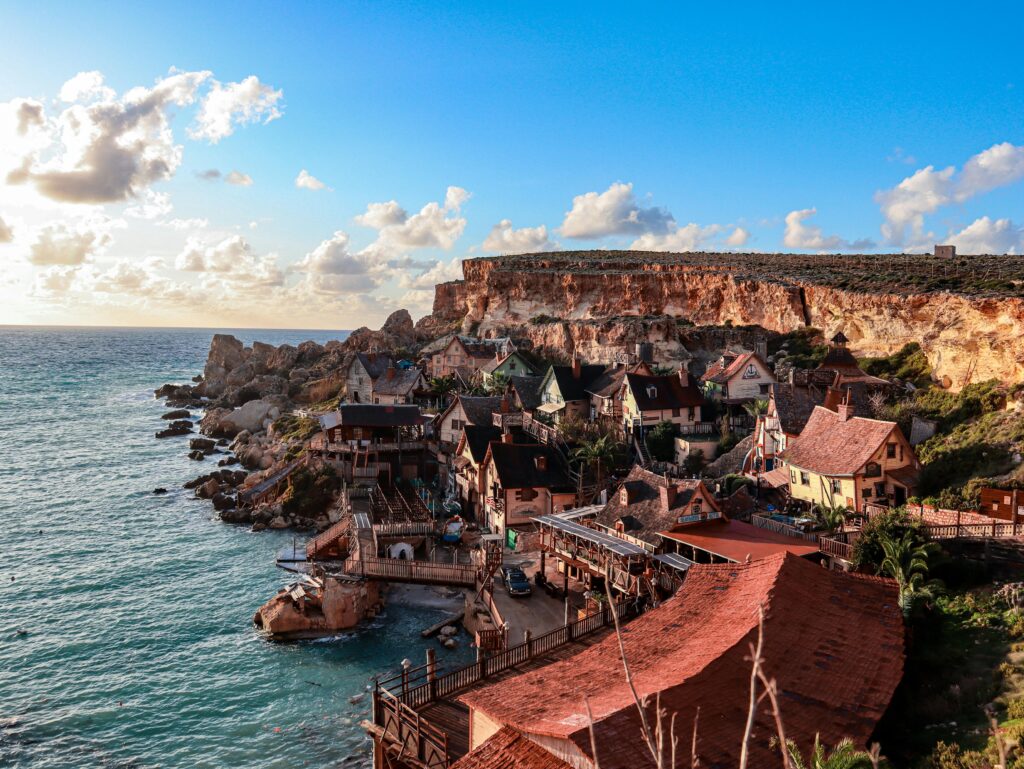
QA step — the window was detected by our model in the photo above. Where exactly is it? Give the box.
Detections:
[688,407,695,421]
[865,462,881,478]
[672,408,680,418]
[862,488,872,498]
[800,471,809,486]
[830,479,842,494]
[886,443,897,459]
[692,498,702,513]
[647,386,658,398]
[791,470,798,484]
[759,384,770,395]
[509,361,516,370]
[875,482,887,498]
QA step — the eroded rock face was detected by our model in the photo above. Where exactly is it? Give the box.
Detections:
[415,251,1024,390]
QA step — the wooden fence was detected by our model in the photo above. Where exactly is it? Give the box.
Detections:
[344,556,478,587]
[381,601,631,709]
[750,514,820,541]
[374,689,449,769]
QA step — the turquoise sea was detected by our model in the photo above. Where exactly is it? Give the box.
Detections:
[0,327,472,769]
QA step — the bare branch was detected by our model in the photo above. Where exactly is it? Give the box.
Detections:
[583,695,602,769]
[690,707,700,769]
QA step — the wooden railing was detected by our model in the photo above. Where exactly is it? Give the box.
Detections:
[818,536,854,560]
[306,517,351,560]
[751,514,820,542]
[344,556,478,587]
[374,689,449,769]
[381,601,631,709]
[374,521,437,538]
[326,440,426,453]
[924,522,1021,540]
[475,626,508,652]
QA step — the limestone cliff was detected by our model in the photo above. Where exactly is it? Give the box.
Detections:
[418,251,1024,388]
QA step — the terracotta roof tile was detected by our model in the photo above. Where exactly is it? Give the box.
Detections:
[461,554,904,769]
[660,519,819,562]
[450,727,573,769]
[781,406,899,476]
[701,351,767,385]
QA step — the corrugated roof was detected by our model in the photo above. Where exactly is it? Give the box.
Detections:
[781,406,899,476]
[536,515,648,557]
[461,553,904,769]
[660,518,819,562]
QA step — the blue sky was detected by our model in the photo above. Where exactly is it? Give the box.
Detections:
[0,2,1022,328]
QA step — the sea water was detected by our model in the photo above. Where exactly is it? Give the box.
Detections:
[0,327,473,769]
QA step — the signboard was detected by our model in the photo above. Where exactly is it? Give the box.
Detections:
[742,363,760,380]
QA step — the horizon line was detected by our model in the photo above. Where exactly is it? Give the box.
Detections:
[0,323,353,333]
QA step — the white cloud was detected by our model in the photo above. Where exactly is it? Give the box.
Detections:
[295,230,389,294]
[946,216,1024,255]
[561,182,674,239]
[875,142,1024,247]
[630,223,723,252]
[33,265,80,294]
[125,190,172,220]
[58,71,115,103]
[6,69,211,204]
[28,221,112,265]
[725,226,750,247]
[783,208,873,251]
[482,219,557,253]
[295,169,327,190]
[225,170,253,186]
[175,234,284,287]
[189,75,283,144]
[397,258,464,290]
[157,217,209,230]
[357,186,468,251]
[0,215,12,243]
[355,200,406,229]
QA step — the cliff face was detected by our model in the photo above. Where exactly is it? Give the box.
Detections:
[424,252,1024,388]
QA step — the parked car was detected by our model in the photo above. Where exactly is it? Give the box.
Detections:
[502,567,532,597]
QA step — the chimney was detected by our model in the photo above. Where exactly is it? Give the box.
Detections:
[571,355,581,380]
[659,484,677,509]
[502,432,515,444]
[499,396,509,413]
[534,454,548,471]
[754,340,768,360]
[385,365,396,380]
[836,401,853,422]
[935,244,956,259]
[678,366,689,388]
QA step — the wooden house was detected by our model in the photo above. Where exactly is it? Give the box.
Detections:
[536,358,606,424]
[781,402,919,511]
[479,350,539,384]
[313,404,429,485]
[344,352,392,404]
[478,440,575,540]
[700,350,776,403]
[429,336,515,379]
[370,365,426,405]
[620,368,706,438]
[584,361,653,427]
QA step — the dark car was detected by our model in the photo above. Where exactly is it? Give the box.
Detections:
[502,567,532,597]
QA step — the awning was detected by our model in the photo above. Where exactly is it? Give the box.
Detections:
[762,466,791,489]
[537,402,566,414]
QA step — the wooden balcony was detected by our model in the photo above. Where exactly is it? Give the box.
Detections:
[325,440,426,454]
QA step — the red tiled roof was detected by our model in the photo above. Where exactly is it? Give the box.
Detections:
[781,406,899,476]
[701,351,768,385]
[462,554,904,769]
[450,727,574,769]
[660,518,819,562]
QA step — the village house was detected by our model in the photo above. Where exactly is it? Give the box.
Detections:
[594,465,722,551]
[478,439,575,542]
[369,365,426,405]
[344,352,393,404]
[434,394,506,447]
[781,401,919,511]
[752,370,867,478]
[584,361,653,427]
[508,374,544,414]
[429,335,516,379]
[311,404,430,485]
[537,358,607,424]
[816,331,890,388]
[479,349,540,384]
[452,424,506,519]
[700,349,776,403]
[620,368,706,439]
[458,553,904,769]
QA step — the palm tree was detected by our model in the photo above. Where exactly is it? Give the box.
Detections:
[484,371,510,396]
[428,375,457,404]
[879,530,942,619]
[743,397,770,419]
[572,434,621,501]
[786,735,877,769]
[813,502,848,534]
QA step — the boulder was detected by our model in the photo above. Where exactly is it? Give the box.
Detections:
[161,409,191,420]
[202,334,247,398]
[197,478,221,499]
[184,474,209,490]
[189,437,217,453]
[188,450,206,461]
[221,399,278,434]
[220,507,251,524]
[268,516,289,530]
[251,522,267,532]
[153,487,168,495]
[156,421,193,438]
[211,492,237,511]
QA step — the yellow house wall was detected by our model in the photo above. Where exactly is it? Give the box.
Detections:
[621,387,701,428]
[788,469,857,509]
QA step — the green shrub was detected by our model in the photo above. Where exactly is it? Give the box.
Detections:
[851,508,929,572]
[529,314,558,325]
[281,465,339,520]
[1007,698,1024,720]
[645,420,677,462]
[861,342,932,386]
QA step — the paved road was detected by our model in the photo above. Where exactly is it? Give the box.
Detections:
[490,551,587,643]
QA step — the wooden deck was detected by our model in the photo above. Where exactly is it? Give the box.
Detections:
[415,630,614,761]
